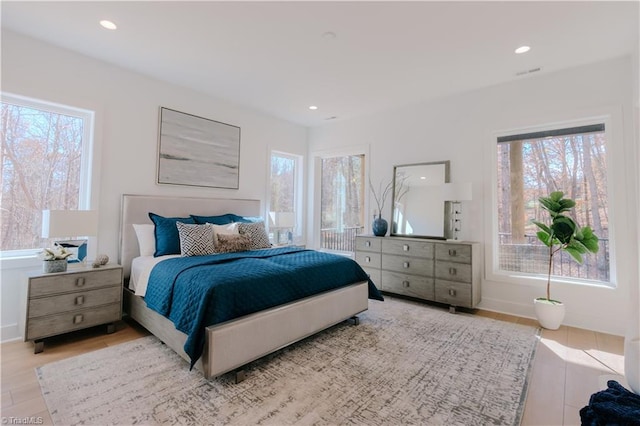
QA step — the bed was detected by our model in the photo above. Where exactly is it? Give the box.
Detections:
[119,194,382,380]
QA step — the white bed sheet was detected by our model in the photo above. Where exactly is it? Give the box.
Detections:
[129,255,179,296]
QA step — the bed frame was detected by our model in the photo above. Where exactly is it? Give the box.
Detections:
[119,194,369,380]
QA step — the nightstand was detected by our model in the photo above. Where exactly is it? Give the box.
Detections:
[25,263,123,353]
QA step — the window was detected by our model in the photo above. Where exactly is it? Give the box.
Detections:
[320,154,365,252]
[496,123,610,283]
[1,94,94,254]
[268,151,302,245]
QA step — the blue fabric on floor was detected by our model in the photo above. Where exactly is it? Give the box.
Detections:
[579,380,640,425]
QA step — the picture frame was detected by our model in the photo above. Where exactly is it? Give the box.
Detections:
[157,107,241,189]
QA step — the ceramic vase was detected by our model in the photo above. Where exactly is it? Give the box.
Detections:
[372,216,388,237]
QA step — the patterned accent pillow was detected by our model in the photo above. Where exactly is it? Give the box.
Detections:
[176,222,215,257]
[238,221,272,250]
[215,234,253,253]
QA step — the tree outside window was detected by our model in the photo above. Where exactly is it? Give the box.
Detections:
[1,95,93,253]
[496,123,610,283]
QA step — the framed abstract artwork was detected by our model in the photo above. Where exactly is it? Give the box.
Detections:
[157,107,241,189]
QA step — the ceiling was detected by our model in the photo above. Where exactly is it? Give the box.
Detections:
[2,1,638,127]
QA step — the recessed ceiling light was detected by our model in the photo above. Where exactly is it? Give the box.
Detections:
[100,20,117,30]
[515,45,530,54]
[309,105,318,110]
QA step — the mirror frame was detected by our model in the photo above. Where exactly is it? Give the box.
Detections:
[390,160,451,240]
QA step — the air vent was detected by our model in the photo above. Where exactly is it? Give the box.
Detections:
[516,67,542,76]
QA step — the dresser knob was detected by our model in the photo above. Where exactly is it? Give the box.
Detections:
[449,249,457,256]
[449,289,457,297]
[75,277,85,287]
[365,241,371,247]
[449,267,457,275]
[403,244,410,252]
[402,280,410,288]
[73,314,84,324]
[75,295,85,305]
[365,256,371,263]
[403,262,410,269]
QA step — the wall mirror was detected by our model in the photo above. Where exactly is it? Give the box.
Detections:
[391,161,450,239]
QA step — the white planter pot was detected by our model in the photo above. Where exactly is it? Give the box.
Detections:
[534,298,565,330]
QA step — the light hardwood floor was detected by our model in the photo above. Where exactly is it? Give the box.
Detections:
[1,309,626,426]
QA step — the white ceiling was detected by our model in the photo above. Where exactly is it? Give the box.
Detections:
[2,1,638,127]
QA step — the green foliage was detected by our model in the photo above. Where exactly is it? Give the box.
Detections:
[533,191,599,301]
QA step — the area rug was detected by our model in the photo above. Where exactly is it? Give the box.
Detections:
[37,297,539,425]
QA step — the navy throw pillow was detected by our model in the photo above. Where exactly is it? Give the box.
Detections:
[149,212,195,256]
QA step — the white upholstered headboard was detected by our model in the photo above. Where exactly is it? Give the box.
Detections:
[119,194,261,279]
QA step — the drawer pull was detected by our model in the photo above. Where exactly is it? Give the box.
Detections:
[403,261,410,269]
[402,280,410,288]
[75,277,85,287]
[73,314,84,324]
[403,244,410,252]
[365,256,371,263]
[449,267,457,275]
[449,249,457,256]
[75,295,85,305]
[365,241,371,247]
[449,289,457,297]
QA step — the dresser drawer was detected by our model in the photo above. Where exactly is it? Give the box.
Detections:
[28,286,122,319]
[435,261,471,283]
[382,271,434,300]
[361,267,381,287]
[382,239,433,258]
[355,251,381,269]
[29,268,122,297]
[356,237,382,252]
[435,280,472,308]
[435,244,472,263]
[382,254,433,276]
[26,303,121,341]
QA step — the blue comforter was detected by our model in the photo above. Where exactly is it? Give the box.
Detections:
[145,247,383,368]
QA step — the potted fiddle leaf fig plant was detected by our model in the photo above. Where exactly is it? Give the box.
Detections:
[532,191,599,329]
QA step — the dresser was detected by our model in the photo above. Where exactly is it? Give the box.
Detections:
[356,235,480,310]
[25,264,123,353]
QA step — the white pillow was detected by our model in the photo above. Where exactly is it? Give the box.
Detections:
[133,224,155,257]
[209,222,239,245]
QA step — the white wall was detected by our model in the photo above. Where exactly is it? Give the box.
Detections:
[309,56,638,336]
[0,30,307,341]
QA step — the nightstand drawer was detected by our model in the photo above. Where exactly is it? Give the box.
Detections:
[435,280,472,308]
[382,271,434,300]
[434,261,471,283]
[26,303,121,341]
[29,268,122,297]
[382,239,433,258]
[435,244,472,263]
[28,286,122,318]
[355,251,381,269]
[382,254,433,276]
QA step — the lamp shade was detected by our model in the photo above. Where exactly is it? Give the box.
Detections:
[441,182,472,202]
[42,210,99,238]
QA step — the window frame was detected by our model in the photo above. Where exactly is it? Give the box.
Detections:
[486,114,617,289]
[311,145,370,253]
[0,92,95,258]
[266,149,303,244]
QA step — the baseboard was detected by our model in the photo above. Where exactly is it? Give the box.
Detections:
[1,323,21,343]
